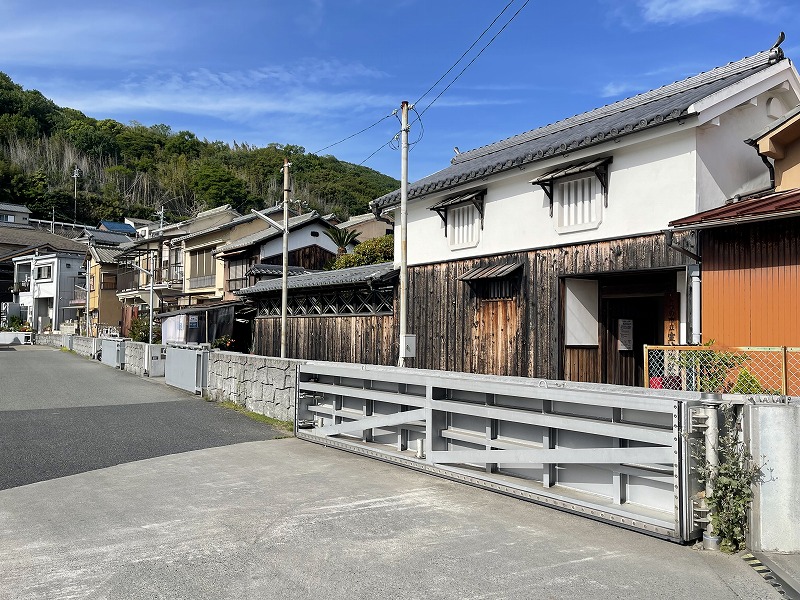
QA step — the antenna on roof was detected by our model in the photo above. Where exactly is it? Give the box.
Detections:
[769,31,785,64]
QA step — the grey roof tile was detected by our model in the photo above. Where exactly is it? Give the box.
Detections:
[89,245,125,264]
[0,203,31,214]
[246,264,310,277]
[213,212,322,255]
[372,50,781,211]
[236,261,398,295]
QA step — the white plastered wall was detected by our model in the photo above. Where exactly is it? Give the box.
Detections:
[399,126,698,266]
[696,88,799,210]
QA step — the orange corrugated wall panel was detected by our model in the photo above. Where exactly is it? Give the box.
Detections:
[702,219,800,347]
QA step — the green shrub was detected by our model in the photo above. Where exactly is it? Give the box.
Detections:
[330,234,393,270]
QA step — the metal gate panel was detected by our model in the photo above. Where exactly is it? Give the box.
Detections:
[297,361,705,542]
[165,345,209,394]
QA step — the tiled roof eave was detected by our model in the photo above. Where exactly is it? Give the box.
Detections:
[373,113,684,211]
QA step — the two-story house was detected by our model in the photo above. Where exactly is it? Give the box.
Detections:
[68,228,133,336]
[1,216,87,324]
[116,204,246,332]
[236,44,800,385]
[11,250,86,333]
[0,202,31,226]
[366,45,800,385]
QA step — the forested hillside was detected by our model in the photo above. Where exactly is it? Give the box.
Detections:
[0,72,399,224]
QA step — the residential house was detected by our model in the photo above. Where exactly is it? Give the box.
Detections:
[157,209,335,350]
[0,202,31,226]
[669,103,800,350]
[11,250,86,332]
[0,220,87,309]
[337,212,394,242]
[242,44,800,386]
[65,228,132,336]
[372,46,800,385]
[116,204,245,331]
[214,211,342,301]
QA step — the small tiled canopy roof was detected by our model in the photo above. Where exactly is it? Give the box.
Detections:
[236,262,398,296]
[669,188,800,229]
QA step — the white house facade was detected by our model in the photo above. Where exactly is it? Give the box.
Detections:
[369,45,800,384]
[12,251,86,333]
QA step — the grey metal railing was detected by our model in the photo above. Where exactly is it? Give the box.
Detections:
[297,362,707,542]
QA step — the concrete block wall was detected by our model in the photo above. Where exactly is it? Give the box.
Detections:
[746,402,800,552]
[72,336,99,358]
[207,351,302,423]
[34,333,62,348]
[125,341,147,376]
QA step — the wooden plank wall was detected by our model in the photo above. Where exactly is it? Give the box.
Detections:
[250,232,691,379]
[409,232,690,379]
[253,313,397,365]
[702,218,800,347]
[262,245,336,271]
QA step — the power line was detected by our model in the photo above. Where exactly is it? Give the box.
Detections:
[355,1,530,168]
[412,0,517,107]
[313,112,395,154]
[358,135,400,167]
[415,0,531,121]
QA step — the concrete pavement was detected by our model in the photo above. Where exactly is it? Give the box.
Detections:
[0,345,283,490]
[0,439,783,600]
[0,344,789,599]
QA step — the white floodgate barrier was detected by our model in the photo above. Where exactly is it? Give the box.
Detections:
[296,361,710,542]
[100,338,128,369]
[165,344,209,394]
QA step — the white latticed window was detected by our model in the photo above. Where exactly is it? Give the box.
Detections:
[448,203,480,249]
[555,174,602,232]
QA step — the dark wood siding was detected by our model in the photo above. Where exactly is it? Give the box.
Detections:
[250,232,691,379]
[702,218,800,347]
[262,245,335,271]
[409,232,690,379]
[253,314,396,365]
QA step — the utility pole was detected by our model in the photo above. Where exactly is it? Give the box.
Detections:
[280,158,291,359]
[71,166,82,224]
[398,101,410,367]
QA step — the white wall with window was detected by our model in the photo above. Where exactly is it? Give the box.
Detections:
[447,202,480,249]
[395,125,698,266]
[554,174,602,233]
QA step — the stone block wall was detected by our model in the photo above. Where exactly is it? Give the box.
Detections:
[207,351,303,423]
[72,336,99,358]
[34,333,62,347]
[125,341,147,376]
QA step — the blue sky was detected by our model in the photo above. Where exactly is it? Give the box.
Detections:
[2,1,799,183]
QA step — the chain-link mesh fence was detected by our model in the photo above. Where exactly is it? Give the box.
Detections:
[644,346,799,395]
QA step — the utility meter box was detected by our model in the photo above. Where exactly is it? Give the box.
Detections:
[400,334,416,358]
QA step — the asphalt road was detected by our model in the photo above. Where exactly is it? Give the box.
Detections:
[0,345,784,599]
[0,345,283,490]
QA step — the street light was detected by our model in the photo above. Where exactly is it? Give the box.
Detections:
[126,251,155,344]
[251,206,289,359]
[71,166,83,225]
[250,157,292,359]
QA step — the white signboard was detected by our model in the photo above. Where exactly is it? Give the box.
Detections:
[618,319,633,351]
[188,315,199,329]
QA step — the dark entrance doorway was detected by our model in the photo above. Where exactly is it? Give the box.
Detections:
[599,271,677,387]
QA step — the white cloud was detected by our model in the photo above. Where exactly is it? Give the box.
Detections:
[600,82,646,98]
[636,0,766,24]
